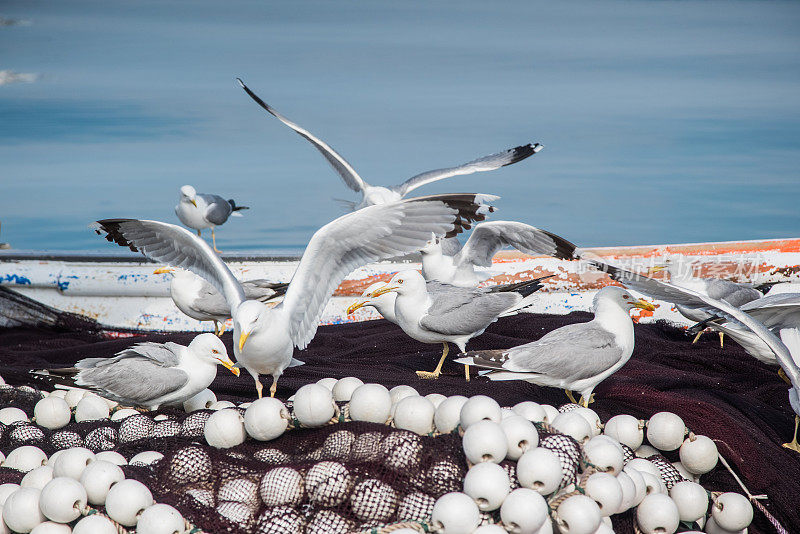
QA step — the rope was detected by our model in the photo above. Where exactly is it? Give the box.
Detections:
[353,521,431,533]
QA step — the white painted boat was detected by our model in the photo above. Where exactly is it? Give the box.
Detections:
[1,237,799,332]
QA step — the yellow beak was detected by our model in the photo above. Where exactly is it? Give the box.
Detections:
[347,300,368,315]
[238,331,250,352]
[218,358,240,376]
[649,265,667,274]
[369,285,399,298]
[633,298,656,311]
[190,199,197,207]
[153,267,174,274]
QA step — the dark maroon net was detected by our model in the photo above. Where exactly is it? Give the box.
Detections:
[0,288,798,532]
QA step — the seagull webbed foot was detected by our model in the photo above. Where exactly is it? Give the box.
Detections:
[578,393,596,408]
[782,416,800,453]
[564,389,578,405]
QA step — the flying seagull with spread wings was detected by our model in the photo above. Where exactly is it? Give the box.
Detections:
[237,78,541,210]
[420,220,578,287]
[94,194,496,398]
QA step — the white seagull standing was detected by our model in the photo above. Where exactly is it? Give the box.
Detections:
[94,194,496,398]
[153,267,288,335]
[367,270,549,380]
[48,333,238,410]
[237,78,541,210]
[175,185,249,252]
[420,220,578,287]
[457,286,655,406]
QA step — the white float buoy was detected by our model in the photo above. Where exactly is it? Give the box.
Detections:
[646,412,686,452]
[332,377,364,402]
[110,408,139,421]
[669,481,708,522]
[208,400,236,410]
[33,398,71,430]
[584,472,623,517]
[71,515,117,534]
[516,447,562,495]
[136,503,185,534]
[4,446,48,473]
[74,395,110,422]
[463,462,510,512]
[583,436,624,475]
[393,396,435,435]
[94,451,127,466]
[551,411,592,442]
[79,460,125,505]
[243,397,289,441]
[711,492,753,532]
[424,393,447,408]
[293,384,336,427]
[39,477,87,523]
[459,395,502,429]
[52,448,95,480]
[348,384,392,424]
[500,415,539,461]
[259,467,305,507]
[636,493,680,534]
[573,407,602,437]
[316,377,338,390]
[603,414,644,450]
[183,389,216,412]
[20,466,53,491]
[104,479,154,527]
[389,385,419,405]
[679,434,718,475]
[556,494,602,534]
[129,451,164,466]
[63,389,86,408]
[29,522,72,534]
[512,401,546,423]
[431,492,480,534]
[433,396,468,434]
[0,483,21,506]
[462,420,508,464]
[0,407,28,425]
[615,471,637,514]
[499,488,549,534]
[204,408,247,448]
[2,487,46,533]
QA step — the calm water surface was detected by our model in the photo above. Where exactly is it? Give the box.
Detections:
[1,1,799,253]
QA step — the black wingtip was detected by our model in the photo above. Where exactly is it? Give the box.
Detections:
[236,77,245,87]
[407,193,499,239]
[92,219,139,252]
[462,349,508,369]
[502,143,543,167]
[540,229,579,260]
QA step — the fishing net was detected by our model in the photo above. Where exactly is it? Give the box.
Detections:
[0,287,798,532]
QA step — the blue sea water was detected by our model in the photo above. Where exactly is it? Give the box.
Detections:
[1,0,799,253]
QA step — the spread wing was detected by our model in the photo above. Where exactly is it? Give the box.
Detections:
[455,221,578,268]
[420,285,519,336]
[92,219,246,311]
[237,78,369,193]
[278,194,497,349]
[242,280,289,302]
[393,144,541,197]
[735,292,800,329]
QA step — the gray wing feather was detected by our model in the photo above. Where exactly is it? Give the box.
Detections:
[394,144,539,197]
[93,219,246,311]
[199,194,233,226]
[503,322,622,380]
[193,278,286,317]
[456,221,577,268]
[237,79,369,193]
[421,287,519,336]
[241,280,286,302]
[440,237,463,257]
[703,279,761,307]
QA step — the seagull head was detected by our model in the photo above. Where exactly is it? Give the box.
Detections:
[189,333,239,376]
[420,233,442,256]
[153,266,175,276]
[370,270,426,298]
[347,281,396,315]
[594,286,655,313]
[234,300,266,352]
[180,185,198,207]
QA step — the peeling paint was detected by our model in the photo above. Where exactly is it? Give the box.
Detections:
[1,273,31,285]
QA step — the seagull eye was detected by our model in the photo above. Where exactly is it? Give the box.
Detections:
[212,349,219,354]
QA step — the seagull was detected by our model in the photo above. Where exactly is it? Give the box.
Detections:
[175,185,249,252]
[153,267,288,335]
[456,286,655,406]
[650,259,763,346]
[366,270,549,380]
[47,333,238,410]
[420,220,578,287]
[689,292,800,365]
[586,259,800,452]
[237,78,541,210]
[94,193,497,398]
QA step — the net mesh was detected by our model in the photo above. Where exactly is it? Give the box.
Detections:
[0,288,798,532]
